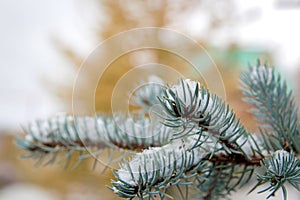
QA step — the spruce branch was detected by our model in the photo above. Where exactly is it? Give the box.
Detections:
[111,133,264,199]
[113,74,298,199]
[250,150,300,200]
[240,61,300,153]
[111,77,275,199]
[158,79,262,160]
[17,62,300,200]
[111,136,214,199]
[17,114,171,168]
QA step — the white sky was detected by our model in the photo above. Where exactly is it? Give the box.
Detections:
[0,0,93,131]
[235,0,300,70]
[0,0,300,131]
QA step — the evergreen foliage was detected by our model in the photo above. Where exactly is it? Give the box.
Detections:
[240,61,300,153]
[17,62,300,200]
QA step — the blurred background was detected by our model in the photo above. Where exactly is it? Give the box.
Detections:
[0,0,300,199]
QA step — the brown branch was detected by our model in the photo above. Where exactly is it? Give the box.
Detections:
[28,139,106,153]
[204,152,262,167]
[27,139,161,153]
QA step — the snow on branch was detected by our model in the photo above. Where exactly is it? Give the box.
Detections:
[158,79,259,159]
[111,136,213,199]
[16,114,171,167]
